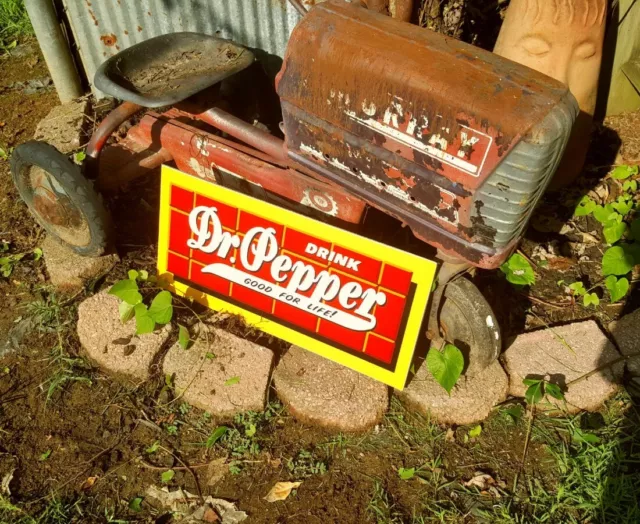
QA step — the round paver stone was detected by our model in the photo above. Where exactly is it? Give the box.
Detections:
[77,291,171,380]
[273,345,389,432]
[43,236,119,293]
[163,327,274,418]
[396,360,508,425]
[504,320,623,414]
[609,310,640,376]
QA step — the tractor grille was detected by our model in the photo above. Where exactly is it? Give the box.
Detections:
[472,93,578,248]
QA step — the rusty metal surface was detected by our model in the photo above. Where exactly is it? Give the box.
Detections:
[277,1,577,268]
[123,112,366,224]
[62,0,302,97]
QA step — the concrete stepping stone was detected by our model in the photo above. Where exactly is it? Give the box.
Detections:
[43,236,119,293]
[503,320,623,413]
[163,328,273,417]
[609,310,640,376]
[395,360,508,425]
[77,291,170,380]
[34,99,89,154]
[273,345,389,432]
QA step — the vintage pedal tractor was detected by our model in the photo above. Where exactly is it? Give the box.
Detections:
[10,1,577,384]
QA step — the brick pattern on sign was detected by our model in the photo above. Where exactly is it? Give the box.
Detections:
[165,184,413,365]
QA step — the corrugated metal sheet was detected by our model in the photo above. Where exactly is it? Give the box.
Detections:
[61,0,302,96]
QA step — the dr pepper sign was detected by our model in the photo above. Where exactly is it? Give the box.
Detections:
[157,166,437,389]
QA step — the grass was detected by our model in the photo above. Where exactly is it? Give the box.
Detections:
[0,0,32,47]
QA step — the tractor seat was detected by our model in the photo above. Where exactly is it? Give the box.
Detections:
[94,32,255,108]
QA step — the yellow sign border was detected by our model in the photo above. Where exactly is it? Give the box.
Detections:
[157,165,437,390]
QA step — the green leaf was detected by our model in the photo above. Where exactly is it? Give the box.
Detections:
[468,425,482,438]
[160,469,175,483]
[134,303,155,335]
[128,269,139,281]
[148,291,173,325]
[145,441,160,454]
[593,204,618,226]
[611,165,638,180]
[73,151,86,165]
[33,247,43,261]
[545,383,564,400]
[139,269,149,281]
[500,253,535,286]
[206,426,228,448]
[603,222,628,245]
[178,324,190,350]
[426,344,464,396]
[623,180,638,193]
[128,497,143,512]
[571,428,601,444]
[119,301,135,324]
[245,423,257,437]
[630,219,640,241]
[612,198,633,216]
[568,282,586,296]
[205,352,216,360]
[605,275,629,303]
[524,380,543,405]
[502,405,524,423]
[39,449,52,461]
[574,195,596,217]
[398,467,415,480]
[602,245,635,276]
[522,377,542,387]
[583,292,600,307]
[109,279,142,306]
[224,376,240,386]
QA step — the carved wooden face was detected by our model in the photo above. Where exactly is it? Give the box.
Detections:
[494,0,606,114]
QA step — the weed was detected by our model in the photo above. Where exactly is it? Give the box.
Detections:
[42,344,92,403]
[0,0,32,47]
[286,449,327,478]
[367,481,403,524]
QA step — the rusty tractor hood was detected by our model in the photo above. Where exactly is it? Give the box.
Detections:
[276,1,576,268]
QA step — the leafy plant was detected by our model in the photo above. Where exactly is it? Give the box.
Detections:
[500,253,535,286]
[574,195,596,217]
[468,425,482,438]
[610,164,639,180]
[426,344,464,395]
[129,497,143,512]
[523,378,564,405]
[583,292,600,307]
[72,151,86,165]
[109,270,178,336]
[206,426,228,448]
[160,469,175,483]
[287,450,327,478]
[602,245,636,276]
[398,467,415,481]
[605,276,629,303]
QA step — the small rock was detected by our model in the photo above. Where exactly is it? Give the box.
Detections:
[396,360,508,425]
[34,99,89,154]
[77,291,170,379]
[43,236,118,293]
[273,346,388,432]
[503,320,622,413]
[609,310,640,376]
[163,328,273,417]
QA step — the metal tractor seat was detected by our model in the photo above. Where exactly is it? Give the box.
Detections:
[94,32,255,108]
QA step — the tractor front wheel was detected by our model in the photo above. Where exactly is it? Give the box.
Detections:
[10,141,113,257]
[438,276,501,377]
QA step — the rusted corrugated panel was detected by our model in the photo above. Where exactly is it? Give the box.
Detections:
[62,0,300,96]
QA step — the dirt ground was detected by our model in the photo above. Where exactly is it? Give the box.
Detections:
[1,41,640,524]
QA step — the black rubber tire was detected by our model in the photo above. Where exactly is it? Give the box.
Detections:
[10,140,112,257]
[438,276,501,377]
